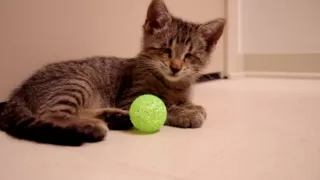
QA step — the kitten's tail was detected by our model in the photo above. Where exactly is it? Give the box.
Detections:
[0,102,6,113]
[0,102,106,146]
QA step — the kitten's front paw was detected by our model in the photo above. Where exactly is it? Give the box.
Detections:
[167,105,207,128]
[77,120,108,142]
[104,113,133,130]
[96,109,133,130]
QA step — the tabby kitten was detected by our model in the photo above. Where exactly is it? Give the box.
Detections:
[0,0,225,145]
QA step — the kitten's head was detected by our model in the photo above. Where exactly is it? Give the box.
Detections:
[139,0,225,82]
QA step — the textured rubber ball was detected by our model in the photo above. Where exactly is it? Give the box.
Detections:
[129,94,167,133]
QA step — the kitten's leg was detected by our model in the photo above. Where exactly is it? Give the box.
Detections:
[81,108,128,117]
[1,83,109,145]
[0,105,108,146]
[166,103,207,128]
[81,108,132,130]
[39,110,108,143]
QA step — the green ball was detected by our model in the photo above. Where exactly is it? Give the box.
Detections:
[129,94,167,133]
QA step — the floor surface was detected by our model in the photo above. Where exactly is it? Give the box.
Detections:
[1,78,320,180]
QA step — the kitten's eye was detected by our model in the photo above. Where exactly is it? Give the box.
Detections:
[168,39,173,46]
[185,53,192,59]
[164,48,172,58]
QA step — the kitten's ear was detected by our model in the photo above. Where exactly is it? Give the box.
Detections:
[144,0,172,34]
[198,18,225,51]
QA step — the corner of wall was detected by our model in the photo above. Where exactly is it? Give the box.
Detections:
[224,0,244,79]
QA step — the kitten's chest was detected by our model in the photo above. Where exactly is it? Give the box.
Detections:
[160,89,189,106]
[145,81,190,106]
[119,72,191,108]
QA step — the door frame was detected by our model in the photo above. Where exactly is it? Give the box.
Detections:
[222,0,244,78]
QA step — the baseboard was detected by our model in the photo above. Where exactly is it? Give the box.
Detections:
[245,71,320,79]
[244,53,320,73]
[227,72,246,79]
[225,71,320,79]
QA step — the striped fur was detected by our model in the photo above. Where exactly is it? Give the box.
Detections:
[0,0,225,145]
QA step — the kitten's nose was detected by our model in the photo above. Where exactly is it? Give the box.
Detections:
[170,66,181,74]
[170,59,182,74]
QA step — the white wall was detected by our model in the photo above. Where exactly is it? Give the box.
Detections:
[0,0,225,101]
[241,0,320,54]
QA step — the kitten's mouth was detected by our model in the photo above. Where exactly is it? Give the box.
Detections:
[171,73,179,77]
[165,72,183,82]
[157,66,183,81]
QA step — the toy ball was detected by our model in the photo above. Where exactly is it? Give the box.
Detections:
[129,94,167,133]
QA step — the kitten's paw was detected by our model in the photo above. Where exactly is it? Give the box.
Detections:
[96,109,133,130]
[193,105,207,120]
[105,113,133,130]
[181,108,206,128]
[77,121,108,142]
[167,105,206,128]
